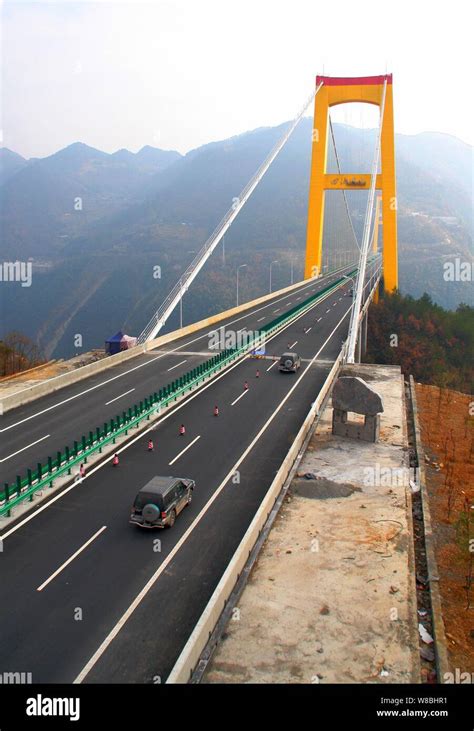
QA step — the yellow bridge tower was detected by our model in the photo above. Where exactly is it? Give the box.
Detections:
[304,74,398,291]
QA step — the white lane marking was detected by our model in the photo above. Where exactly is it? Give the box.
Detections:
[333,302,337,306]
[257,317,265,322]
[287,302,292,305]
[317,317,322,322]
[75,301,353,685]
[326,309,330,313]
[168,435,201,466]
[0,276,327,433]
[105,388,135,406]
[0,357,165,433]
[273,308,280,313]
[166,359,188,372]
[37,526,107,592]
[231,390,248,406]
[1,279,348,542]
[306,327,312,333]
[289,341,298,349]
[0,434,50,463]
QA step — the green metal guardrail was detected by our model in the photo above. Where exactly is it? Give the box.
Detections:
[0,270,357,517]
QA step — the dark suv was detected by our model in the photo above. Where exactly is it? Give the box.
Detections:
[278,352,301,373]
[130,476,195,529]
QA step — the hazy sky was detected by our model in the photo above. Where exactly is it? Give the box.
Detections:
[2,0,473,159]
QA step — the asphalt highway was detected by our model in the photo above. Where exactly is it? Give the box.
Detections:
[0,265,376,683]
[0,266,358,486]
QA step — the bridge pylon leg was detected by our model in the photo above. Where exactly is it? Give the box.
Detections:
[304,85,329,279]
[380,82,398,292]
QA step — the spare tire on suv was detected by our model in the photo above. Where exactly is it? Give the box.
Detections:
[142,503,160,523]
[278,352,301,373]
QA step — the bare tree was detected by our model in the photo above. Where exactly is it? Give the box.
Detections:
[0,332,45,377]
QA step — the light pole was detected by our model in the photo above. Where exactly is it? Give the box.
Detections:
[179,278,183,329]
[270,260,279,293]
[236,264,247,306]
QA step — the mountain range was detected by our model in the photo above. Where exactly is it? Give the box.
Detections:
[0,120,472,358]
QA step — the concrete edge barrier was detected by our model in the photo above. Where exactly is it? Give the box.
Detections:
[0,360,57,383]
[167,352,343,683]
[0,277,319,415]
[409,376,450,681]
[401,375,423,683]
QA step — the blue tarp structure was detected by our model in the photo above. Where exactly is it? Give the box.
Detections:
[105,330,137,355]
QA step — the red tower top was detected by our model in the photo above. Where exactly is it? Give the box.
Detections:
[316,74,393,87]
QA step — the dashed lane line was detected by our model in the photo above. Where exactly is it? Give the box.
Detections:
[105,388,135,406]
[167,360,188,372]
[231,390,249,406]
[0,434,51,463]
[36,526,107,592]
[168,436,201,466]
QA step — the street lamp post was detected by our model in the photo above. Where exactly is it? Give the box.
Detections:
[270,260,279,293]
[236,264,247,306]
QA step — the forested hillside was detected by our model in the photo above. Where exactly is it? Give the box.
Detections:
[365,292,473,393]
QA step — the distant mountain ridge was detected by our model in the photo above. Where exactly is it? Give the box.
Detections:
[0,142,182,259]
[0,122,472,358]
[0,148,28,186]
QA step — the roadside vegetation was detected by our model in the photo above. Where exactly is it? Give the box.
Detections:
[0,332,45,377]
[366,291,473,393]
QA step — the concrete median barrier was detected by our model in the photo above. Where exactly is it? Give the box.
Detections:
[0,277,318,415]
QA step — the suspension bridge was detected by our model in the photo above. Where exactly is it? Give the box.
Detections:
[0,74,398,684]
